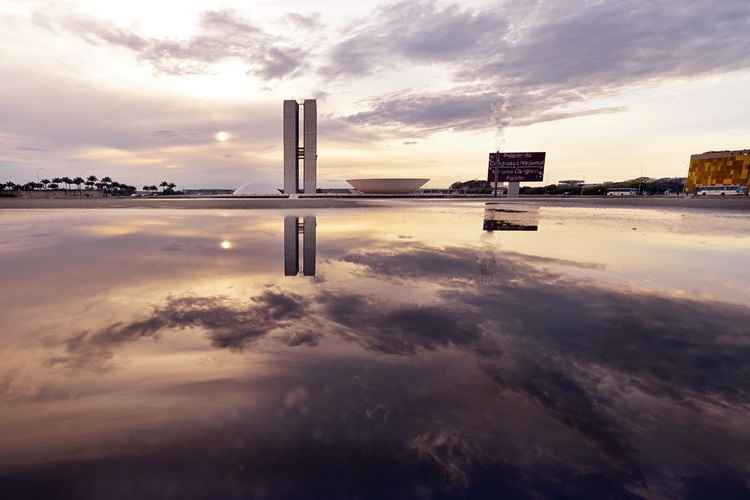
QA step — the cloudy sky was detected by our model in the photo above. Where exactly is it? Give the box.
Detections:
[1,0,749,190]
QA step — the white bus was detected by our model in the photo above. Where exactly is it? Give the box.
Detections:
[696,185,748,196]
[606,188,639,197]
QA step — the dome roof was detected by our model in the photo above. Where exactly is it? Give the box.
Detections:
[233,182,270,195]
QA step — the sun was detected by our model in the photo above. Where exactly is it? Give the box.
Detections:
[214,131,231,142]
[220,240,233,250]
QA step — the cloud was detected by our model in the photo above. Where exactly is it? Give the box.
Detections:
[343,90,507,134]
[39,9,309,80]
[325,0,502,77]
[0,66,288,187]
[285,12,322,31]
[331,0,750,133]
[470,0,750,90]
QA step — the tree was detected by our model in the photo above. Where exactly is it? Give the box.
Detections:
[87,175,98,184]
[41,179,50,189]
[72,177,85,193]
[159,181,169,193]
[101,176,112,184]
[52,177,63,190]
[61,177,73,192]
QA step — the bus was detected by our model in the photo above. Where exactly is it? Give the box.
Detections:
[606,188,639,197]
[696,185,748,196]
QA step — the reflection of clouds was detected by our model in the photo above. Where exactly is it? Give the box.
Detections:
[342,244,604,282]
[318,292,481,354]
[34,241,750,497]
[48,290,308,370]
[409,430,482,487]
[49,242,750,402]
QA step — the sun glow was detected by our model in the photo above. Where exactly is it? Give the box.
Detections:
[214,131,231,142]
[220,240,233,250]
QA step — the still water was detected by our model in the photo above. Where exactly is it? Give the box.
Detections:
[1,203,750,499]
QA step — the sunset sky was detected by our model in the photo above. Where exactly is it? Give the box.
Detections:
[1,0,749,190]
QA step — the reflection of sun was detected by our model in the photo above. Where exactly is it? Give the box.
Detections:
[214,131,231,142]
[220,240,233,250]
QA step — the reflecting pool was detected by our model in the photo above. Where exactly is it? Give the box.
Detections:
[1,203,750,499]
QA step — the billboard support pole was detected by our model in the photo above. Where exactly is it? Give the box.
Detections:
[493,168,499,197]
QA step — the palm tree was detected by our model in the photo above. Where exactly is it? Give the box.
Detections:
[73,177,85,194]
[41,179,50,190]
[61,177,73,192]
[159,181,169,193]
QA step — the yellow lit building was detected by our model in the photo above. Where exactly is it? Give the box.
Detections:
[687,150,750,193]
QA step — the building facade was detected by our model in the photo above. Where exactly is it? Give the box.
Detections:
[687,150,750,193]
[283,99,317,194]
[303,100,317,194]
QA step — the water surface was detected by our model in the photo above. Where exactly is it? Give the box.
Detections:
[2,203,749,499]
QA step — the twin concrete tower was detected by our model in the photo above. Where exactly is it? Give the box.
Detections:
[283,99,317,194]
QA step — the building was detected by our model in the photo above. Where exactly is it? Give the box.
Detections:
[283,99,317,194]
[687,150,750,193]
[558,180,585,187]
[346,178,429,194]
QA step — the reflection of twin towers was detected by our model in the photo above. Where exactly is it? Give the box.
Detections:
[284,216,317,276]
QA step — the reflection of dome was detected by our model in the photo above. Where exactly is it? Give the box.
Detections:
[347,178,429,194]
[233,182,265,195]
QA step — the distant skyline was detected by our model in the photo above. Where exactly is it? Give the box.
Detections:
[1,0,749,190]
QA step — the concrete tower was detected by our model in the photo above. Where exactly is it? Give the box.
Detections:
[303,99,317,194]
[283,99,317,194]
[283,100,299,194]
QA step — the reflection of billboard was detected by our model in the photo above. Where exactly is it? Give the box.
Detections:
[483,207,539,232]
[488,152,546,182]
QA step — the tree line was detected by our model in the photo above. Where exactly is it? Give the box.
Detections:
[450,177,687,195]
[1,176,180,196]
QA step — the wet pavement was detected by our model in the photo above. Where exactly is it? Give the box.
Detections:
[1,203,749,499]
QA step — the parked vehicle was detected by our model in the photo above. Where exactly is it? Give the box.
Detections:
[696,185,748,196]
[606,188,639,197]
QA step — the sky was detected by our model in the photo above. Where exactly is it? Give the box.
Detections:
[1,0,749,191]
